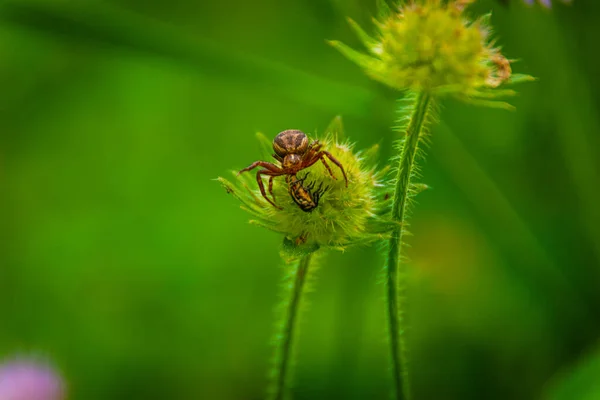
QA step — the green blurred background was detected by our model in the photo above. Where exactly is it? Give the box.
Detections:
[1,0,599,399]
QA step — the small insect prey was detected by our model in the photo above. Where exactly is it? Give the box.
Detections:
[287,173,328,212]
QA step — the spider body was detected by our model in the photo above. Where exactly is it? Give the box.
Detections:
[287,174,328,212]
[273,130,309,170]
[238,130,348,209]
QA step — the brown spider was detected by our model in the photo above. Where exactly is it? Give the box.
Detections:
[238,129,348,209]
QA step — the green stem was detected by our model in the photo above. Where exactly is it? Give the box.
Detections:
[386,91,432,400]
[269,253,314,400]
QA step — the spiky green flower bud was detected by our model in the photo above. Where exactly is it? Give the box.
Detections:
[218,118,391,257]
[329,0,534,108]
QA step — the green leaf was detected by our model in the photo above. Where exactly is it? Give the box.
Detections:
[456,96,516,111]
[327,40,377,71]
[376,0,391,20]
[256,131,274,159]
[362,143,382,165]
[347,18,377,51]
[218,177,264,214]
[469,88,518,99]
[249,219,285,234]
[477,12,493,28]
[504,73,537,86]
[323,115,345,141]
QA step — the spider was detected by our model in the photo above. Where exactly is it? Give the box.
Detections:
[287,173,328,212]
[238,129,348,209]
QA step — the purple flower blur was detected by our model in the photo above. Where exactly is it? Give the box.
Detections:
[0,357,65,400]
[523,0,572,7]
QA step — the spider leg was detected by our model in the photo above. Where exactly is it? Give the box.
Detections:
[320,150,348,187]
[319,157,337,181]
[309,140,321,150]
[301,152,322,169]
[238,160,281,175]
[301,149,336,181]
[303,143,321,162]
[268,176,276,201]
[256,170,282,209]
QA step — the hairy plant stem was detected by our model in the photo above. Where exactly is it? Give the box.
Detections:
[386,91,431,400]
[269,253,314,400]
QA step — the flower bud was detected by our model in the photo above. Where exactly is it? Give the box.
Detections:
[219,118,392,256]
[329,0,534,108]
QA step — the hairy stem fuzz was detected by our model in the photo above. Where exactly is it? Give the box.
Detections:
[269,253,315,400]
[386,91,432,400]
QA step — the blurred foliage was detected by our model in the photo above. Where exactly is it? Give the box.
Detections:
[546,340,600,400]
[0,0,599,399]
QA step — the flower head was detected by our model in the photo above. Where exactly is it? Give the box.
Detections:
[0,356,65,400]
[219,117,392,257]
[329,0,534,108]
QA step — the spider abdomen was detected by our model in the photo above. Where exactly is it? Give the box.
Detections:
[273,130,308,156]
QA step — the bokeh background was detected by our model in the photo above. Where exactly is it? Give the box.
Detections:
[1,0,599,399]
